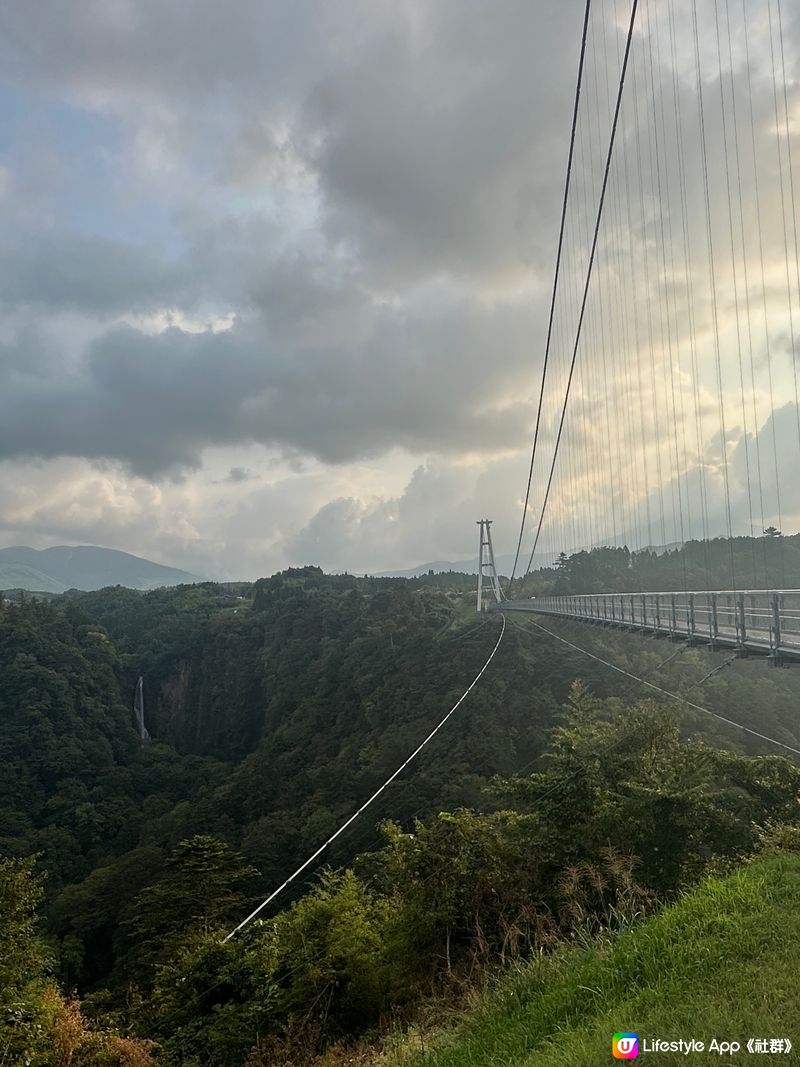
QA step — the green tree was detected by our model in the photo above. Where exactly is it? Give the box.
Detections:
[0,856,53,1066]
[127,835,257,982]
[0,856,48,998]
[494,683,800,894]
[271,869,392,1037]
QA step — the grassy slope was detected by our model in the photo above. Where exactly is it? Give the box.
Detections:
[387,855,800,1067]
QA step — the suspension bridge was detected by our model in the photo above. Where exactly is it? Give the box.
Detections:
[491,589,800,661]
[474,0,800,668]
[227,0,800,935]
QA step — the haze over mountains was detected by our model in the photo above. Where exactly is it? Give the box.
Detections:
[0,542,549,592]
[375,551,559,578]
[1,540,685,591]
[0,545,200,593]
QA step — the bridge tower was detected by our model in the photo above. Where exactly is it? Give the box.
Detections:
[476,519,502,612]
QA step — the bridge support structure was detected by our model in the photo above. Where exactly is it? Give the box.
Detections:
[476,519,502,613]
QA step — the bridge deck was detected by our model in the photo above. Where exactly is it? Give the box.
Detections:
[492,590,800,662]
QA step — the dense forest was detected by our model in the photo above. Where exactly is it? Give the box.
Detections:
[3,557,800,1064]
[517,530,800,596]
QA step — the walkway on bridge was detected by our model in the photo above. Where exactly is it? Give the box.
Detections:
[493,590,800,662]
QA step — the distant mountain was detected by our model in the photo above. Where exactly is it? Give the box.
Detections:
[374,551,559,578]
[375,540,689,579]
[0,545,201,592]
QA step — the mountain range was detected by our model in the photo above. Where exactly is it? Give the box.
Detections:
[0,545,200,593]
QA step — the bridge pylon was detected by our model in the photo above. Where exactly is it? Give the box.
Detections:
[476,519,503,612]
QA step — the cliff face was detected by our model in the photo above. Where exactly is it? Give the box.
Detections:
[151,630,268,758]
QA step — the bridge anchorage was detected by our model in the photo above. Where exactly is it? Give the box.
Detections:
[491,590,800,666]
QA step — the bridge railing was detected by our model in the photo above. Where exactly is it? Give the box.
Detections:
[505,590,800,661]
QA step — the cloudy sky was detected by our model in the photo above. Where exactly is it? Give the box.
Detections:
[0,0,798,578]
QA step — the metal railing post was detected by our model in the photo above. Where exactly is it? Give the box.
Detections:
[671,594,677,638]
[688,593,696,643]
[770,592,782,662]
[710,593,719,647]
[736,592,746,652]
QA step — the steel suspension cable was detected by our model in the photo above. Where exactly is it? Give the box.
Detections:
[603,0,642,554]
[522,616,800,757]
[768,0,800,464]
[523,0,640,578]
[742,0,785,585]
[648,0,689,587]
[776,0,800,406]
[668,0,710,567]
[690,0,736,590]
[588,11,619,547]
[508,0,594,589]
[631,42,667,550]
[723,0,768,586]
[712,0,758,584]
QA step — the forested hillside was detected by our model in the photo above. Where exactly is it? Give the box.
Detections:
[2,569,564,994]
[3,564,800,1065]
[518,531,800,595]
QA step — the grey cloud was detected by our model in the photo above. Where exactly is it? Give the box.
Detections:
[0,325,261,475]
[0,1,586,285]
[0,231,180,314]
[224,466,259,484]
[0,1,332,106]
[302,3,582,282]
[0,272,540,475]
[285,454,532,572]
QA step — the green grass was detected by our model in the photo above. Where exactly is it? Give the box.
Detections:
[385,854,800,1067]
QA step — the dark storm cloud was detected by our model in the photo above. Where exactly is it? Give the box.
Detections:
[0,325,259,474]
[0,277,538,475]
[0,1,586,477]
[303,3,579,281]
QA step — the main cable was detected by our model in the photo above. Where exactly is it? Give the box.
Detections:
[223,613,507,941]
[523,0,639,578]
[508,0,593,590]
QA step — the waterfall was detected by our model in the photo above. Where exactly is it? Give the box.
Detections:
[133,676,151,744]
